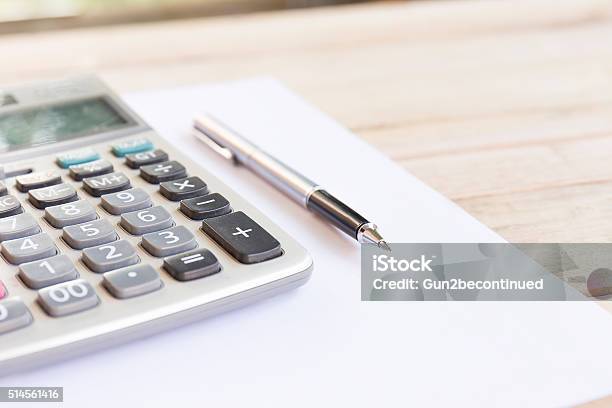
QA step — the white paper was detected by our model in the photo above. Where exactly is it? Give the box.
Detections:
[2,78,611,407]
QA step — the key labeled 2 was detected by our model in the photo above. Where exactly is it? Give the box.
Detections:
[82,240,139,273]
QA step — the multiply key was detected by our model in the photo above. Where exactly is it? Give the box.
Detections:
[160,176,207,201]
[83,172,131,197]
[28,183,78,209]
[140,160,186,184]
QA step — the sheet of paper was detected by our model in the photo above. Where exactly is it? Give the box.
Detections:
[2,78,611,407]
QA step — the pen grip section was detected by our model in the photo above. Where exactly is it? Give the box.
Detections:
[306,190,368,238]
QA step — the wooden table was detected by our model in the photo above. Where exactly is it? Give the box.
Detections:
[1,0,611,404]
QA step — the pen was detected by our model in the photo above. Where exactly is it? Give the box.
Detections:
[192,114,391,251]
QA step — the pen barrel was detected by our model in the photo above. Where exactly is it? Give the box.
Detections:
[306,190,368,238]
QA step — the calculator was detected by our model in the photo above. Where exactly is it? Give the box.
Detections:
[0,76,313,375]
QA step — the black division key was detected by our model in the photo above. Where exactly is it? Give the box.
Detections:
[125,149,168,169]
[15,171,61,192]
[180,193,231,220]
[140,161,186,184]
[83,172,131,197]
[201,211,282,264]
[163,248,221,281]
[159,176,207,201]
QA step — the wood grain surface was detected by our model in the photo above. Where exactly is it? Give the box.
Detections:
[1,1,611,404]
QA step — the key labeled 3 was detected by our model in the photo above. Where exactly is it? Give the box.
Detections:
[142,225,197,257]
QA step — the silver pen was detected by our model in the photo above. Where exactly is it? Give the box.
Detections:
[193,114,391,251]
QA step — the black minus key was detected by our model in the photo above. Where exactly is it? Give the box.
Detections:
[163,248,221,281]
[201,211,282,264]
[140,160,187,184]
[180,193,231,220]
[125,149,169,169]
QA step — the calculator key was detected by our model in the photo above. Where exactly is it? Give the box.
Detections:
[0,195,22,219]
[56,148,100,169]
[140,160,187,184]
[83,172,131,197]
[69,159,114,181]
[111,138,154,157]
[28,183,78,209]
[163,248,221,281]
[125,149,168,169]
[120,206,173,235]
[44,200,97,228]
[82,240,139,273]
[160,176,208,202]
[0,298,33,335]
[0,281,6,299]
[201,211,282,264]
[1,233,57,265]
[63,219,117,249]
[18,254,78,290]
[38,279,99,317]
[180,193,232,220]
[100,188,151,215]
[0,213,41,242]
[142,225,197,257]
[103,264,162,299]
[15,171,61,192]
[0,181,6,196]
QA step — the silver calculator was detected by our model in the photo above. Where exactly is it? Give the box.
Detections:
[0,76,313,375]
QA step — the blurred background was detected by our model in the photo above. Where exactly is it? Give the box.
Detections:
[0,0,376,33]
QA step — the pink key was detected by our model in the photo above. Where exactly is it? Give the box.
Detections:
[0,281,6,299]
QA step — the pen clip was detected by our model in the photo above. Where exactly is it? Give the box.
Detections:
[192,118,236,163]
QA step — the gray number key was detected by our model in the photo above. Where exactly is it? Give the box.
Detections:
[28,183,78,209]
[101,188,152,215]
[18,254,78,289]
[0,213,40,242]
[0,195,22,218]
[63,219,117,249]
[82,240,139,273]
[120,206,173,235]
[0,298,33,334]
[38,279,99,317]
[1,233,57,265]
[44,200,97,228]
[103,264,162,299]
[142,225,197,257]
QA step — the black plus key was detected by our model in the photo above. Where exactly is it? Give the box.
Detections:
[83,172,131,197]
[15,171,61,192]
[163,248,221,281]
[125,149,169,169]
[140,160,187,184]
[201,211,282,264]
[0,195,22,218]
[69,159,114,181]
[180,193,231,220]
[159,176,207,201]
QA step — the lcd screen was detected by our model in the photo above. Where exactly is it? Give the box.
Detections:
[0,97,132,153]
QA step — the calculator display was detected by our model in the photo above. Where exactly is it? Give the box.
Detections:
[0,98,132,153]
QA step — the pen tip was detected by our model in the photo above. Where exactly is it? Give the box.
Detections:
[378,240,392,252]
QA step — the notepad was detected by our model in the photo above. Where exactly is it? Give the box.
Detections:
[1,78,611,407]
